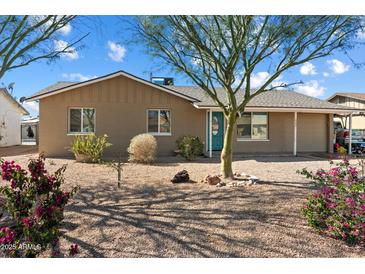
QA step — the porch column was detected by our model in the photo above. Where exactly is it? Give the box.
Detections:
[293,112,297,156]
[349,113,352,155]
[209,109,213,158]
[205,110,209,153]
[328,114,334,154]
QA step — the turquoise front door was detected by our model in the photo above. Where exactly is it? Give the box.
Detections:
[208,112,224,151]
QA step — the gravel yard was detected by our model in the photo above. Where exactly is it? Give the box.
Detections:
[2,153,365,257]
[0,145,38,157]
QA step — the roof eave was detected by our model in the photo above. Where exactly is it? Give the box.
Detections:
[326,93,338,101]
[192,103,361,114]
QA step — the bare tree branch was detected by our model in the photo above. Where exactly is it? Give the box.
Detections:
[0,15,87,80]
[129,15,364,177]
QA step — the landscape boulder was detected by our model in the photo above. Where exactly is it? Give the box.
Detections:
[171,170,190,183]
[202,175,221,185]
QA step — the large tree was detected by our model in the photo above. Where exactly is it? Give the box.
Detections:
[0,15,86,80]
[132,16,364,178]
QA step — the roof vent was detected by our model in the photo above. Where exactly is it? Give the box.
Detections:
[151,77,174,86]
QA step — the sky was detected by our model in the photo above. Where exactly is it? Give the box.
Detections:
[2,15,365,118]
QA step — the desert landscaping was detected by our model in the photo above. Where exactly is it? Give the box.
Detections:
[2,153,364,257]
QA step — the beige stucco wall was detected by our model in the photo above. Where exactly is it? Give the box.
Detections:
[297,113,328,152]
[38,75,206,157]
[231,112,330,154]
[232,112,294,153]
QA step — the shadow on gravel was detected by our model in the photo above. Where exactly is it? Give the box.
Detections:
[244,156,329,163]
[59,178,363,258]
[144,155,327,166]
[257,180,316,190]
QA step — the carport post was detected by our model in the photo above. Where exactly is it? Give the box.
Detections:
[349,113,352,155]
[293,112,297,156]
[209,109,213,158]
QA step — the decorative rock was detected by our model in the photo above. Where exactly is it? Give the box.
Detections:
[227,180,250,187]
[240,172,248,178]
[203,173,258,187]
[248,175,259,183]
[171,170,190,183]
[216,181,226,188]
[202,175,221,185]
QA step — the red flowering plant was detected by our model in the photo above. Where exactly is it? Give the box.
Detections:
[0,155,78,257]
[298,160,365,245]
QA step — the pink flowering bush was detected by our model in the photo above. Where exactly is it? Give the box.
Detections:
[0,155,78,257]
[298,160,365,244]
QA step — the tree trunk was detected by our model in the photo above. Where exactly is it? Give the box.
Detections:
[220,112,236,178]
[117,169,121,188]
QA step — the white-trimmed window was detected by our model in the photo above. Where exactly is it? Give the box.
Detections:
[68,108,96,134]
[147,109,171,135]
[237,112,268,140]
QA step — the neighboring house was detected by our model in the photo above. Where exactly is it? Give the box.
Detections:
[25,70,359,158]
[327,93,365,129]
[21,117,39,145]
[0,88,29,147]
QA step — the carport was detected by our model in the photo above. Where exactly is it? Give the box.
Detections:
[334,112,365,155]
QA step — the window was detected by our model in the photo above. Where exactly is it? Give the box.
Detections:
[237,113,251,139]
[237,112,268,140]
[212,116,219,135]
[147,109,171,135]
[338,96,346,104]
[68,108,95,134]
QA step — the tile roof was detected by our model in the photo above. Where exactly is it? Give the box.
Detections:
[0,88,29,115]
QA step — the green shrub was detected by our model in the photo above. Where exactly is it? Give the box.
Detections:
[127,134,157,164]
[71,134,111,163]
[176,135,204,161]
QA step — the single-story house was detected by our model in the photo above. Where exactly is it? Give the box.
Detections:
[25,70,360,158]
[327,92,365,129]
[0,88,29,147]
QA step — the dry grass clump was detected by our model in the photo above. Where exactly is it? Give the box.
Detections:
[127,133,157,164]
